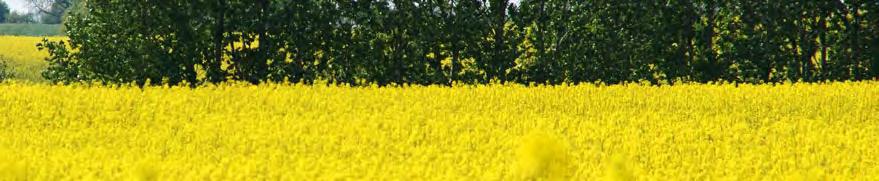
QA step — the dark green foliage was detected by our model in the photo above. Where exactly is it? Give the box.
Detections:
[5,12,37,24]
[40,0,879,86]
[0,1,8,23]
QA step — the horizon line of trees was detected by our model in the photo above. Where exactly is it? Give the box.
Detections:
[0,0,73,24]
[39,0,879,86]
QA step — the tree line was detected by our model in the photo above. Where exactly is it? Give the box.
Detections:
[0,0,73,24]
[39,0,879,86]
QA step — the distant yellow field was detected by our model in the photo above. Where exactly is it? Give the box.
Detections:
[1,83,877,180]
[0,36,66,82]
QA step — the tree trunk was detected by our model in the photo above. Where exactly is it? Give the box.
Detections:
[818,8,829,80]
[852,3,862,80]
[800,13,816,81]
[395,29,405,85]
[536,1,547,83]
[704,0,718,81]
[432,47,443,84]
[253,0,270,84]
[450,43,459,86]
[492,0,508,82]
[210,0,227,83]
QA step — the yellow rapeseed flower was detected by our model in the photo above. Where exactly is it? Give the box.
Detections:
[0,80,878,180]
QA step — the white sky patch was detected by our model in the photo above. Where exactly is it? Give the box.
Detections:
[3,0,32,13]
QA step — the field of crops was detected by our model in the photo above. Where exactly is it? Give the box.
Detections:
[1,82,877,180]
[0,36,66,82]
[0,24,63,37]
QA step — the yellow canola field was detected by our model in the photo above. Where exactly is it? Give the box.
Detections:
[0,36,66,82]
[1,83,878,180]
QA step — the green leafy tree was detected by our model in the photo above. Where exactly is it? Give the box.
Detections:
[39,0,879,86]
[5,12,37,24]
[26,0,74,24]
[0,1,9,23]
